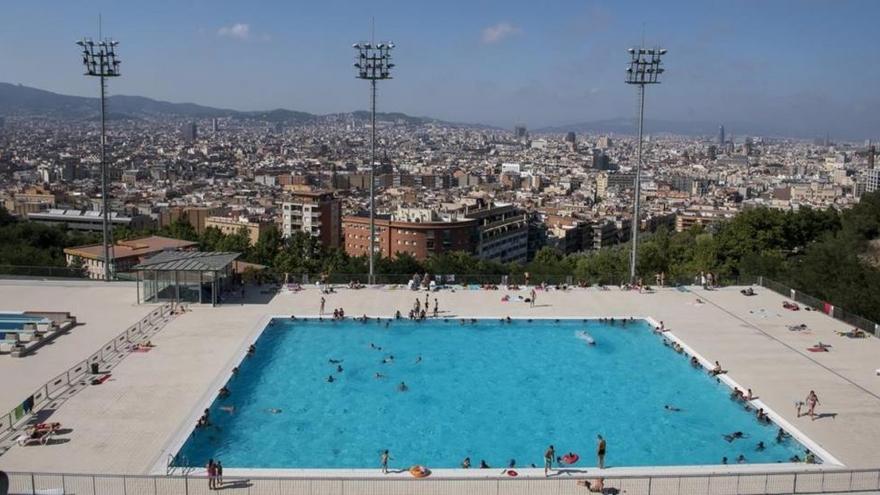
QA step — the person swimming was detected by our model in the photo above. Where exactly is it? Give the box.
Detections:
[329,359,343,364]
[723,431,745,442]
[776,428,790,443]
[756,441,766,451]
[415,356,422,364]
[327,375,335,383]
[337,365,344,373]
[220,405,235,413]
[664,405,682,412]
[479,460,489,469]
[375,372,385,379]
[398,382,408,392]
[265,408,282,414]
[461,457,471,468]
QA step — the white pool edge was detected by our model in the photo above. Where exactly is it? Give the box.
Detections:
[150,314,843,476]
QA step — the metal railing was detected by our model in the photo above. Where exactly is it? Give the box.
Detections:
[758,277,880,337]
[0,303,173,441]
[2,468,880,495]
[274,272,759,288]
[0,264,89,279]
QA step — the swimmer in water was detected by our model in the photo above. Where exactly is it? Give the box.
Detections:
[776,428,789,443]
[220,405,235,414]
[723,431,745,442]
[329,359,343,364]
[756,441,766,451]
[266,408,282,414]
[416,356,422,364]
[337,365,344,373]
[398,382,408,392]
[664,405,682,412]
[375,372,385,379]
[327,375,335,383]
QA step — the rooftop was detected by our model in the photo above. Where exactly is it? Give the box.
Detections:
[63,236,199,262]
[133,250,240,272]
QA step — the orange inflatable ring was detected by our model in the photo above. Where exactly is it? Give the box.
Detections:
[409,465,430,478]
[562,453,580,465]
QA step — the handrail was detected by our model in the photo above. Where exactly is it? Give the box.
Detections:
[2,467,879,495]
[758,276,880,337]
[0,303,173,442]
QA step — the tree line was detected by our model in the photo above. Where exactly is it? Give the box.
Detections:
[2,191,880,322]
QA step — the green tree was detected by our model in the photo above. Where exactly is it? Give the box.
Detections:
[157,218,199,242]
[250,226,282,265]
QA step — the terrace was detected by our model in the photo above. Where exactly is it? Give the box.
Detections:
[0,278,878,494]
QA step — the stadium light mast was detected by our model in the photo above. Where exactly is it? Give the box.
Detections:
[625,46,666,284]
[353,39,394,284]
[77,35,121,281]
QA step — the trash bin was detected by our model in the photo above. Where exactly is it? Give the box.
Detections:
[90,362,100,374]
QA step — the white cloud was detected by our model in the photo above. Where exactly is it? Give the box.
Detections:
[217,23,250,40]
[481,22,521,44]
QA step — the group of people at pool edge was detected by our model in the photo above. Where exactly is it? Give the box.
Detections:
[654,321,822,464]
[378,436,607,477]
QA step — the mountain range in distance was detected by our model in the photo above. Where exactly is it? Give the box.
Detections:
[0,81,833,140]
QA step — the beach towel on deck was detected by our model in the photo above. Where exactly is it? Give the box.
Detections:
[823,302,833,315]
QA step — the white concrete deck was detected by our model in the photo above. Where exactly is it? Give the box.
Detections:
[1,283,879,478]
[0,280,151,414]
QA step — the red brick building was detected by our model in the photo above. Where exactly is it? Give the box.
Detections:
[343,215,477,261]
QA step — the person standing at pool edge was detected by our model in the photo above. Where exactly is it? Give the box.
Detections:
[544,444,555,476]
[320,296,325,316]
[597,435,606,469]
[381,449,390,474]
[206,459,215,490]
[805,390,820,420]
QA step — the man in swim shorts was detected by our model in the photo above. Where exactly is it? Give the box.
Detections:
[544,444,555,476]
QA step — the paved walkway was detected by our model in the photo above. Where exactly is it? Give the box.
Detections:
[0,280,149,414]
[1,283,879,477]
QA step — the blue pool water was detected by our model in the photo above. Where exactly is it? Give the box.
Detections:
[0,313,43,331]
[177,318,805,469]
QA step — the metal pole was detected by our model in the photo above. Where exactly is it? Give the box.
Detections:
[100,71,111,281]
[629,83,645,283]
[369,78,377,284]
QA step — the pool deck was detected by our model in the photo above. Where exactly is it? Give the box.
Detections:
[0,280,153,414]
[1,281,880,478]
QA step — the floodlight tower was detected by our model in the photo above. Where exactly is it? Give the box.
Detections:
[625,46,666,284]
[77,36,121,281]
[353,40,394,284]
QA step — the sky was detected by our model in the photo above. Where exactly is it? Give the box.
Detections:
[0,0,878,138]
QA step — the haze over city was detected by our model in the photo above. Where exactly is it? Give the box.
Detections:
[1,0,878,138]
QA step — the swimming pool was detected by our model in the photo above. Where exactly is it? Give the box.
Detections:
[0,313,45,331]
[176,317,806,469]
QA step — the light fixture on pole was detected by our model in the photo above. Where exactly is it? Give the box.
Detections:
[353,40,394,284]
[77,36,121,281]
[625,46,665,284]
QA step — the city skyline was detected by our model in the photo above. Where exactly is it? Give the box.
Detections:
[0,0,878,138]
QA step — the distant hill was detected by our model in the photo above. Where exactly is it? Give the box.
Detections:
[0,82,457,126]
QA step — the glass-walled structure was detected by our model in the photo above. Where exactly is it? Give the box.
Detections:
[134,251,240,306]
